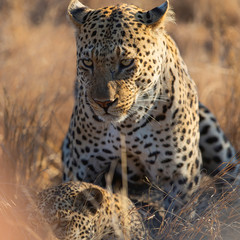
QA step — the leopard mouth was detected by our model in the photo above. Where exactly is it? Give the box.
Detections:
[85,95,137,123]
[87,101,127,123]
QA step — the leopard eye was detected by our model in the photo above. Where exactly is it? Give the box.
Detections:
[57,220,69,228]
[120,59,134,68]
[82,59,93,68]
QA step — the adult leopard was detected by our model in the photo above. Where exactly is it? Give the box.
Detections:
[62,0,238,215]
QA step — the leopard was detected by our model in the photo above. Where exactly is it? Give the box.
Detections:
[33,181,147,240]
[199,103,239,186]
[62,0,239,216]
[199,103,236,170]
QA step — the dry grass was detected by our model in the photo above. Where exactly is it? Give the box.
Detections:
[0,0,240,239]
[155,174,240,239]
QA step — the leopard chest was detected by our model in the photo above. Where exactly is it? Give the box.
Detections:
[68,112,197,185]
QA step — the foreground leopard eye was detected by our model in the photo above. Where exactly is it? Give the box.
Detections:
[82,59,93,68]
[120,59,135,68]
[57,220,69,228]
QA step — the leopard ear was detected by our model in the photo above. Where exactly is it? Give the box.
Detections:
[137,1,173,28]
[67,0,92,26]
[74,187,103,215]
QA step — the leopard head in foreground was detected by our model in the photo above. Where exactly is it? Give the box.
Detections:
[34,182,147,240]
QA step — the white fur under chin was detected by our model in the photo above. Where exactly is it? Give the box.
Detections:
[98,113,128,123]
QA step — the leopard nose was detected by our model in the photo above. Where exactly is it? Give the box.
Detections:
[93,98,118,110]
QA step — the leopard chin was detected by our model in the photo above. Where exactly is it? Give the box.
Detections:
[97,112,128,123]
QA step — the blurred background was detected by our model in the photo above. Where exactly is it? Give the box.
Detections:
[0,0,240,239]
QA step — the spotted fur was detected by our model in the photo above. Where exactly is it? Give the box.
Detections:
[62,0,238,216]
[199,103,239,183]
[34,181,147,240]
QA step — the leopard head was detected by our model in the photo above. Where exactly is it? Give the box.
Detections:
[68,0,173,123]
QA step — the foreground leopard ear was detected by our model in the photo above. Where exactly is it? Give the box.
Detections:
[137,1,174,28]
[67,0,92,26]
[74,187,103,215]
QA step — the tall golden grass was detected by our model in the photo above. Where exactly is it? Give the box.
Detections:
[0,0,240,239]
